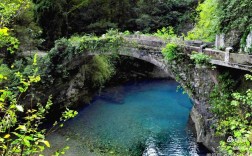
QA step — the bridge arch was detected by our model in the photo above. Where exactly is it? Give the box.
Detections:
[88,48,173,79]
[118,51,165,69]
[119,52,172,77]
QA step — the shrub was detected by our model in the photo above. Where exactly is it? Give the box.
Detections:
[87,55,115,87]
[186,0,220,42]
[190,52,211,66]
[0,27,19,54]
[153,27,177,40]
[161,43,180,61]
[0,54,78,155]
[210,74,252,155]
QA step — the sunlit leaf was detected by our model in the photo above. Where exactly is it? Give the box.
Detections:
[23,138,31,147]
[16,125,27,131]
[16,105,24,112]
[42,140,50,147]
[4,134,10,139]
[0,27,9,36]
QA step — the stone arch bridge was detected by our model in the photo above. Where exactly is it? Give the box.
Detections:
[23,35,252,73]
[21,34,252,152]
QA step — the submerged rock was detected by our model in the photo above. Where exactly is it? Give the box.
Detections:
[142,137,160,156]
[97,87,125,104]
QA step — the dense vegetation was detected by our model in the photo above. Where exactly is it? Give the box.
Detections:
[186,1,252,153]
[0,1,79,155]
[0,1,126,154]
[210,74,252,155]
[33,0,197,48]
[187,0,252,53]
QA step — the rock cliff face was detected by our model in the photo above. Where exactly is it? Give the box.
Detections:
[217,30,252,53]
[189,68,222,152]
[187,68,221,152]
[189,105,221,152]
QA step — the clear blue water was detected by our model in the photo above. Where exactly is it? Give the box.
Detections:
[46,79,208,156]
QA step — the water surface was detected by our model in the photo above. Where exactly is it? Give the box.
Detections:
[45,79,208,156]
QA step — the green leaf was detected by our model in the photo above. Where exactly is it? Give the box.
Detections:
[24,136,34,141]
[234,131,242,137]
[0,98,5,102]
[16,105,24,112]
[0,138,4,142]
[42,140,50,147]
[23,138,31,147]
[4,134,10,139]
[12,132,21,137]
[17,86,25,92]
[231,100,239,106]
[16,125,27,132]
[33,53,38,65]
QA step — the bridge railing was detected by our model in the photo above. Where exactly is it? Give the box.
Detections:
[125,35,252,71]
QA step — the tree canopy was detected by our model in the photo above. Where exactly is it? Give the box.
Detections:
[33,0,197,48]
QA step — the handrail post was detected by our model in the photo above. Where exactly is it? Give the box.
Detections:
[225,47,233,63]
[215,34,225,49]
[199,44,207,53]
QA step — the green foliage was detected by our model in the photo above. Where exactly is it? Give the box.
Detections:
[190,52,211,66]
[0,64,12,82]
[210,73,235,118]
[218,0,252,52]
[0,54,78,155]
[134,0,197,33]
[12,2,43,51]
[240,26,252,54]
[0,0,37,64]
[187,0,220,42]
[153,27,177,40]
[87,55,115,87]
[0,27,19,54]
[33,0,197,47]
[0,0,31,27]
[219,0,252,36]
[33,0,71,48]
[122,30,131,36]
[162,42,196,98]
[161,43,181,61]
[43,38,76,81]
[210,74,252,155]
[0,0,34,53]
[188,0,251,52]
[44,31,121,88]
[69,29,123,53]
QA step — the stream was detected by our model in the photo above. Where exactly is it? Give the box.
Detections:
[45,79,209,156]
